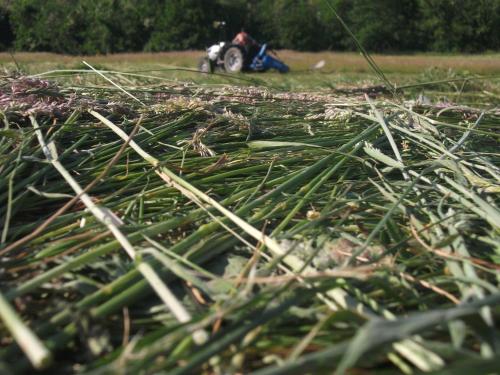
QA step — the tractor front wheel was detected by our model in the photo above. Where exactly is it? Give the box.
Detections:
[223,47,244,73]
[198,57,213,73]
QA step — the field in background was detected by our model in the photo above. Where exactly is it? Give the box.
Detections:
[1,51,500,75]
[2,51,500,97]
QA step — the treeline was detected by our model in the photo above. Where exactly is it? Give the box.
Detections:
[1,0,499,54]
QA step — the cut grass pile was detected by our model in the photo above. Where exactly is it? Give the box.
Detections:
[0,69,499,374]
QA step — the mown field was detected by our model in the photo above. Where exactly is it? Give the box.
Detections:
[0,53,499,374]
[2,51,500,74]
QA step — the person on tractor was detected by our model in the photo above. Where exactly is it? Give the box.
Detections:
[232,28,260,67]
[232,28,257,48]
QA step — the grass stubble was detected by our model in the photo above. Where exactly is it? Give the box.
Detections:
[0,60,499,375]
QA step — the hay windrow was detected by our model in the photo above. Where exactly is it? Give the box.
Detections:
[0,71,499,374]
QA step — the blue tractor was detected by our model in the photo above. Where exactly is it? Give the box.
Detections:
[199,41,289,74]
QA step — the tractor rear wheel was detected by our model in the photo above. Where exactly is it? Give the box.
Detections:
[223,47,244,73]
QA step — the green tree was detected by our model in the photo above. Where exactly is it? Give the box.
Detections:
[214,0,260,41]
[0,1,14,50]
[10,0,109,54]
[3,0,500,54]
[255,0,329,51]
[9,0,159,54]
[104,0,160,52]
[315,0,352,50]
[146,0,217,51]
[345,0,422,52]
[418,0,500,52]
